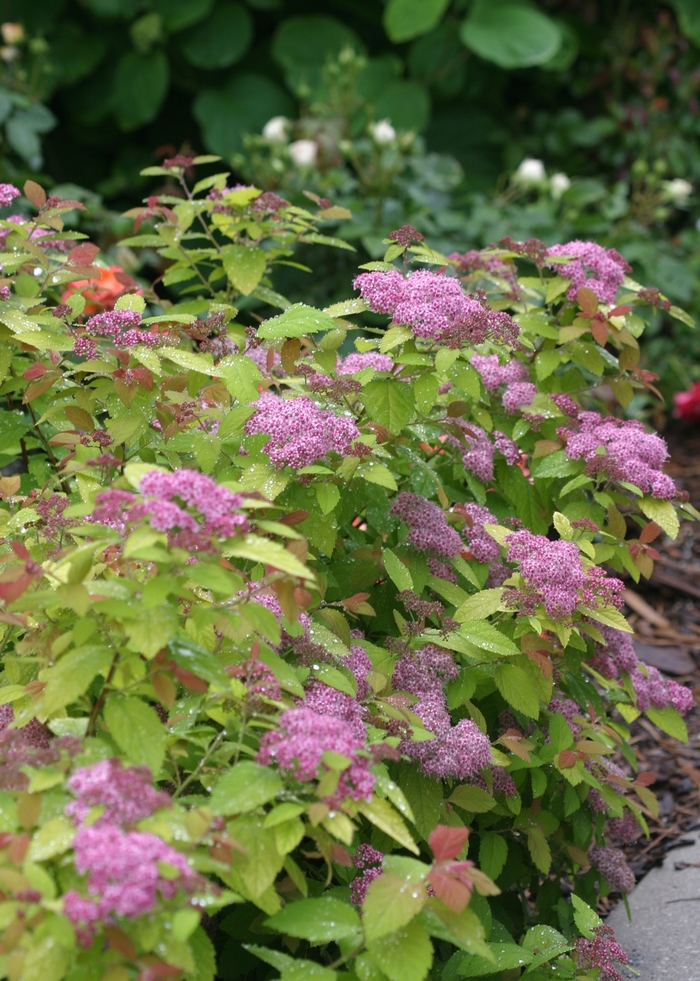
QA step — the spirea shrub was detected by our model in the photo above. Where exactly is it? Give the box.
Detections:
[0,165,695,981]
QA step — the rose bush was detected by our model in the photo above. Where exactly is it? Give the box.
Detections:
[0,162,695,981]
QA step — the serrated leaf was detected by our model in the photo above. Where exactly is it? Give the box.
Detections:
[459,622,519,658]
[323,298,368,316]
[478,833,508,880]
[40,645,112,715]
[222,244,268,296]
[358,797,419,854]
[571,894,601,938]
[357,462,398,490]
[363,874,427,942]
[368,921,433,981]
[383,548,413,591]
[526,826,551,874]
[211,761,282,815]
[103,695,167,776]
[266,896,361,944]
[646,706,688,742]
[380,325,414,352]
[639,496,680,540]
[448,785,496,814]
[454,588,504,623]
[360,379,415,433]
[217,354,262,404]
[494,663,540,718]
[257,304,337,339]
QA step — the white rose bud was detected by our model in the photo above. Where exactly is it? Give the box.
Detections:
[662,178,693,206]
[550,172,571,197]
[514,157,546,186]
[288,139,318,167]
[371,119,396,145]
[262,116,289,143]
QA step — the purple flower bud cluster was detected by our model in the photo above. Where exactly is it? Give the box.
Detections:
[505,530,624,620]
[427,557,458,583]
[590,627,693,715]
[0,286,10,301]
[303,682,367,740]
[559,411,676,499]
[350,844,384,905]
[390,492,463,558]
[493,430,521,465]
[255,708,375,806]
[575,925,629,981]
[549,695,583,736]
[589,845,636,894]
[447,422,517,484]
[73,310,162,359]
[501,381,537,414]
[63,759,199,942]
[337,352,393,375]
[461,503,500,563]
[35,493,72,543]
[605,812,642,844]
[245,590,311,650]
[91,469,248,549]
[471,354,537,415]
[471,766,517,797]
[0,183,20,207]
[546,240,632,304]
[245,393,360,469]
[394,645,492,780]
[353,269,519,348]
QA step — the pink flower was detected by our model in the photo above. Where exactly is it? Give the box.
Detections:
[354,269,519,347]
[560,411,676,499]
[674,382,700,423]
[350,844,384,906]
[66,758,171,827]
[390,492,463,558]
[303,682,367,740]
[338,352,393,375]
[245,393,360,469]
[502,381,537,414]
[461,503,500,563]
[0,184,20,207]
[575,925,629,981]
[471,354,529,392]
[256,708,374,806]
[447,421,495,483]
[546,241,631,304]
[589,845,635,894]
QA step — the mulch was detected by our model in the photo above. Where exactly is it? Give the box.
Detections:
[598,429,700,911]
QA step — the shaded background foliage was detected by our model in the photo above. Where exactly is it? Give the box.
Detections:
[1,0,700,394]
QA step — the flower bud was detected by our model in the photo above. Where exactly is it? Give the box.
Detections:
[288,139,318,167]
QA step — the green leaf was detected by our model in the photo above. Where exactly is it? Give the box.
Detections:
[527,826,551,874]
[646,706,688,742]
[211,761,283,815]
[112,50,169,131]
[363,874,427,943]
[571,894,602,939]
[383,548,414,591]
[358,797,419,854]
[360,379,415,433]
[459,622,519,658]
[226,535,313,580]
[460,0,562,68]
[479,833,508,880]
[154,0,215,31]
[324,298,368,316]
[226,815,285,900]
[368,922,433,981]
[168,638,230,687]
[357,462,398,491]
[257,303,338,339]
[384,0,450,42]
[419,906,491,959]
[28,816,75,862]
[531,450,580,479]
[454,588,504,623]
[181,2,253,69]
[316,483,340,515]
[494,663,540,719]
[193,432,221,474]
[21,936,70,981]
[124,604,178,659]
[380,325,414,352]
[194,73,293,158]
[521,925,571,969]
[414,373,439,416]
[217,354,262,404]
[184,927,217,981]
[159,348,214,373]
[40,645,112,715]
[639,496,680,540]
[449,785,496,814]
[548,712,574,752]
[397,763,443,840]
[450,942,531,977]
[267,897,361,944]
[222,244,268,296]
[103,695,167,776]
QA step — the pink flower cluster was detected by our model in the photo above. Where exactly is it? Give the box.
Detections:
[461,503,500,563]
[0,183,20,207]
[546,240,632,304]
[446,422,518,483]
[255,707,375,806]
[393,645,492,780]
[575,925,629,981]
[66,758,171,826]
[303,683,367,741]
[589,845,635,894]
[91,469,248,548]
[350,844,384,906]
[245,393,360,469]
[471,354,537,414]
[390,492,463,558]
[63,759,198,941]
[559,411,676,499]
[73,310,163,359]
[592,627,694,715]
[606,812,642,845]
[505,530,624,620]
[337,352,393,375]
[353,269,519,348]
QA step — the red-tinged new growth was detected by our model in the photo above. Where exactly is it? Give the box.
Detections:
[427,825,475,913]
